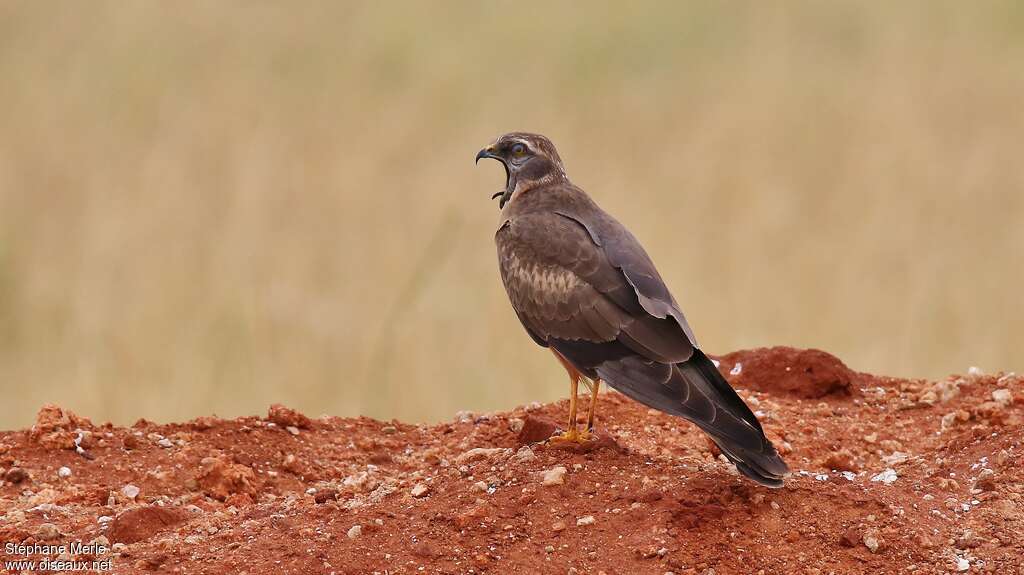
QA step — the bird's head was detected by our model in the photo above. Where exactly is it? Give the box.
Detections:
[476,132,567,209]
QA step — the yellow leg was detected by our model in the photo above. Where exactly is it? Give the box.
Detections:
[549,350,592,444]
[586,379,601,431]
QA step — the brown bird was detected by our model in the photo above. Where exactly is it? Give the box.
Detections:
[476,132,789,487]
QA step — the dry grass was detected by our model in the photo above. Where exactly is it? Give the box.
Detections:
[1,1,1022,429]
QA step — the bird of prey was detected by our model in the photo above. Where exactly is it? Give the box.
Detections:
[476,132,789,487]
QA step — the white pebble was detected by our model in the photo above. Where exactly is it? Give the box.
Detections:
[347,525,362,539]
[576,515,595,526]
[992,389,1012,405]
[870,469,898,485]
[540,466,567,486]
[57,466,72,479]
[121,484,140,500]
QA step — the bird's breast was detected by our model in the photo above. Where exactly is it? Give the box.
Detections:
[497,239,582,307]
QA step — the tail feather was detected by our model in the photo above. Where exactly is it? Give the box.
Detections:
[593,348,789,488]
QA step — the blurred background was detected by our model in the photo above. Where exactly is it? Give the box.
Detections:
[1,1,1022,429]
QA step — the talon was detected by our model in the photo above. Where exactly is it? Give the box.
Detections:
[549,428,593,444]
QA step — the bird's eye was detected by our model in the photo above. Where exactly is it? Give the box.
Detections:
[511,143,527,156]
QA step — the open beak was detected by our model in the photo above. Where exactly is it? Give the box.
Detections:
[475,145,513,208]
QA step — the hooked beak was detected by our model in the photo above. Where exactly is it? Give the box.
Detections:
[475,144,513,209]
[475,145,499,164]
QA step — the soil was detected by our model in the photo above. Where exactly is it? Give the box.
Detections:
[1,346,1021,575]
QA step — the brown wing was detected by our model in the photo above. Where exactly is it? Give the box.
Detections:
[496,211,693,363]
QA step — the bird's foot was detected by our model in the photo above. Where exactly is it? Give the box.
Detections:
[548,427,593,445]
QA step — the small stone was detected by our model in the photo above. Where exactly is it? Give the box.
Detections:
[541,466,567,486]
[512,446,536,463]
[4,467,29,484]
[57,466,72,479]
[870,469,898,485]
[286,426,300,436]
[381,425,397,434]
[516,415,558,444]
[456,447,510,463]
[544,545,555,553]
[955,556,970,571]
[472,481,489,492]
[36,523,60,540]
[267,404,313,428]
[973,468,996,491]
[411,483,429,497]
[111,543,127,553]
[122,484,141,500]
[552,520,566,532]
[157,438,174,448]
[347,525,362,539]
[862,529,884,553]
[992,389,1012,406]
[508,418,525,432]
[314,489,339,504]
[576,515,595,526]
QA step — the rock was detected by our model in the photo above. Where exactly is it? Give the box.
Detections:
[517,415,559,445]
[954,556,970,572]
[576,515,595,526]
[456,447,510,463]
[862,529,884,553]
[541,466,567,486]
[121,484,140,500]
[972,468,996,492]
[314,489,339,504]
[57,466,72,479]
[870,469,898,484]
[32,404,91,435]
[552,520,566,532]
[109,506,190,544]
[30,405,91,450]
[512,446,536,463]
[471,481,489,492]
[992,389,1012,406]
[194,458,256,501]
[286,426,300,436]
[267,404,313,429]
[347,525,362,539]
[5,467,29,484]
[411,483,430,497]
[36,522,60,540]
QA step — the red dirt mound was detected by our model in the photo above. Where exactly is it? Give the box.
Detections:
[1,346,1021,574]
